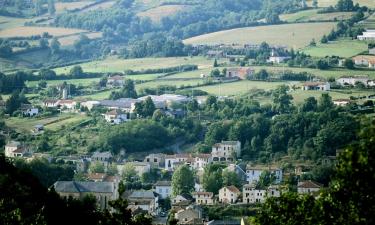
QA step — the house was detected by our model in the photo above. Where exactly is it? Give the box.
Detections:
[226,67,255,80]
[302,82,330,91]
[357,29,375,41]
[4,141,30,158]
[58,100,77,110]
[193,192,215,205]
[172,194,194,206]
[54,181,118,210]
[211,141,241,162]
[242,184,281,204]
[154,181,172,199]
[333,99,351,106]
[81,100,100,111]
[103,109,128,124]
[267,49,291,64]
[21,104,39,116]
[99,98,141,113]
[297,180,323,194]
[369,47,375,55]
[127,190,159,215]
[165,154,194,171]
[175,205,203,225]
[368,80,375,87]
[118,162,151,177]
[192,154,212,171]
[352,55,375,68]
[107,75,125,87]
[245,165,283,184]
[336,75,369,86]
[144,153,166,168]
[43,99,59,108]
[219,185,241,204]
[225,164,247,181]
[206,50,225,59]
[91,151,113,169]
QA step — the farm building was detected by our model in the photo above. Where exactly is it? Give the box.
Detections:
[107,75,124,87]
[267,49,291,64]
[206,50,225,58]
[336,76,369,86]
[357,29,375,41]
[226,67,255,79]
[333,99,351,106]
[302,82,330,91]
[352,55,375,68]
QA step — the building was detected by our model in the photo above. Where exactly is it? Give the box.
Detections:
[369,47,375,55]
[172,194,194,205]
[99,98,141,113]
[144,153,166,168]
[333,99,351,106]
[175,205,203,225]
[43,99,59,108]
[193,192,215,205]
[297,180,323,194]
[336,75,369,86]
[54,181,118,210]
[154,181,172,199]
[81,101,100,110]
[267,49,291,64]
[242,184,281,204]
[357,29,375,41]
[245,165,283,184]
[91,151,113,169]
[128,190,159,215]
[118,162,151,177]
[219,185,241,204]
[225,164,247,181]
[192,154,212,171]
[58,100,77,110]
[226,67,255,80]
[165,154,194,171]
[211,141,241,162]
[20,104,39,117]
[103,109,128,124]
[352,55,375,68]
[4,141,30,158]
[302,82,330,91]
[138,94,190,109]
[206,220,241,225]
[107,75,125,87]
[206,50,225,59]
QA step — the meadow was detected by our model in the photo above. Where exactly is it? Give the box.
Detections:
[54,1,94,14]
[80,1,116,12]
[0,26,88,38]
[306,0,375,8]
[280,9,353,22]
[53,56,219,74]
[183,22,336,49]
[137,5,190,22]
[302,39,368,58]
[57,32,102,46]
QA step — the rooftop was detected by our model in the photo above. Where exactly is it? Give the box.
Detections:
[298,180,323,189]
[54,181,114,193]
[154,181,171,186]
[224,185,241,193]
[92,151,113,159]
[129,190,157,199]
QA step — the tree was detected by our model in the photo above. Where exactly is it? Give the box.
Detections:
[34,0,44,16]
[272,85,293,114]
[254,69,269,80]
[70,66,84,78]
[336,0,354,11]
[344,58,355,69]
[300,97,317,112]
[222,170,241,188]
[256,171,276,189]
[321,35,328,44]
[50,37,60,54]
[135,97,155,118]
[0,43,12,57]
[316,59,329,70]
[39,69,57,80]
[266,12,281,24]
[202,164,225,194]
[5,91,22,114]
[313,0,318,8]
[39,38,49,48]
[318,93,334,111]
[171,165,194,196]
[121,163,138,182]
[119,0,134,8]
[89,161,105,173]
[110,79,137,99]
[48,0,56,16]
[213,59,218,67]
[309,39,316,47]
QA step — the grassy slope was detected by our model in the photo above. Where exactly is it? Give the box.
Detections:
[306,0,375,8]
[280,9,353,22]
[302,39,368,57]
[183,22,336,49]
[137,5,190,22]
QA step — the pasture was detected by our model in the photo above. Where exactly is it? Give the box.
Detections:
[302,39,368,58]
[306,0,375,8]
[57,32,102,46]
[137,5,190,22]
[183,22,337,49]
[280,9,353,22]
[54,1,94,14]
[0,26,87,38]
[53,56,219,74]
[80,1,116,12]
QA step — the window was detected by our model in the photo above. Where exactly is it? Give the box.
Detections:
[154,158,157,163]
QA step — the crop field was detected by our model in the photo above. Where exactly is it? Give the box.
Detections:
[54,1,94,14]
[250,65,375,79]
[183,22,336,49]
[280,9,353,22]
[0,26,88,38]
[57,32,102,46]
[302,39,368,58]
[0,16,31,30]
[137,5,190,22]
[306,0,375,8]
[53,56,219,74]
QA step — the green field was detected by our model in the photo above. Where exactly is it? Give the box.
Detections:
[302,39,368,58]
[5,113,88,133]
[161,68,212,79]
[183,22,336,49]
[291,89,375,104]
[306,0,375,8]
[280,9,353,23]
[54,56,219,74]
[137,4,190,22]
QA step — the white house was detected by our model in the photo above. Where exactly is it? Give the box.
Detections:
[175,205,203,224]
[144,153,165,168]
[21,104,39,117]
[193,192,215,205]
[154,181,172,199]
[103,109,128,124]
[57,100,77,110]
[242,184,281,204]
[192,154,212,171]
[245,165,283,184]
[302,82,330,91]
[211,141,241,162]
[43,99,59,108]
[297,180,323,194]
[357,29,375,41]
[352,55,375,68]
[219,185,241,204]
[4,141,30,158]
[267,49,291,64]
[333,99,351,106]
[165,154,194,171]
[81,101,100,111]
[172,194,193,205]
[336,76,369,86]
[107,75,125,87]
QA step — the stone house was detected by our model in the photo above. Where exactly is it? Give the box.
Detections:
[193,192,215,205]
[154,181,172,199]
[226,67,255,80]
[245,165,283,184]
[107,75,125,87]
[103,109,128,124]
[127,190,159,215]
[297,180,323,194]
[144,153,166,168]
[211,141,241,162]
[4,141,31,158]
[219,185,241,204]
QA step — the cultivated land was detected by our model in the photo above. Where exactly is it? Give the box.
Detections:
[306,0,375,8]
[53,56,220,74]
[0,26,88,38]
[183,22,337,49]
[280,9,353,22]
[302,39,368,57]
[137,5,189,22]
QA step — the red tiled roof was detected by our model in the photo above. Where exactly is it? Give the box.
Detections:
[298,180,323,189]
[225,185,240,193]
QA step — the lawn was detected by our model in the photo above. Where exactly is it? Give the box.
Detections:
[306,0,375,8]
[137,4,190,22]
[194,80,289,96]
[183,22,337,49]
[0,26,88,38]
[302,39,368,58]
[53,56,217,74]
[280,9,353,22]
[5,113,87,133]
